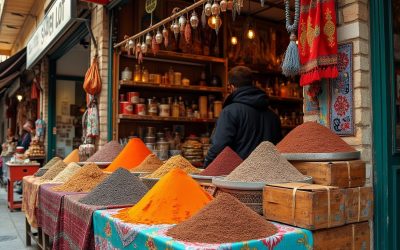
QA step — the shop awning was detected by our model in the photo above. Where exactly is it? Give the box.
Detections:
[0,48,26,92]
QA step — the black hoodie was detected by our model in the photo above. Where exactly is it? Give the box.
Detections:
[204,86,282,166]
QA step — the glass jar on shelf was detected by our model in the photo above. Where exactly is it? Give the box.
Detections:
[134,64,141,82]
[142,67,149,83]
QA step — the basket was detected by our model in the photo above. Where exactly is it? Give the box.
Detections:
[214,187,263,214]
[140,177,159,189]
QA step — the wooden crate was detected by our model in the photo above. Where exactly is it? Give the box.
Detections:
[291,160,366,188]
[263,183,345,230]
[345,186,373,223]
[313,222,370,250]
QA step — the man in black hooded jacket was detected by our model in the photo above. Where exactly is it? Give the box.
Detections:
[204,66,282,166]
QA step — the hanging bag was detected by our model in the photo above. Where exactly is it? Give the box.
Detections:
[83,56,102,95]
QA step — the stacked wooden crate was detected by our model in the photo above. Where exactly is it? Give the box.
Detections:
[263,160,373,249]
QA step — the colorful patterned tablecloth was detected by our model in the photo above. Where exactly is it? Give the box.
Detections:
[93,209,314,250]
[37,183,80,237]
[22,175,44,228]
[53,194,131,250]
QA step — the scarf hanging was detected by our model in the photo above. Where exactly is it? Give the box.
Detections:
[298,0,338,86]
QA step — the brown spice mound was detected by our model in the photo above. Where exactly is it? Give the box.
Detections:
[226,141,307,183]
[133,154,163,173]
[144,155,201,178]
[167,193,278,244]
[277,122,356,153]
[200,147,242,176]
[34,157,62,177]
[39,160,67,181]
[86,140,122,162]
[52,163,107,192]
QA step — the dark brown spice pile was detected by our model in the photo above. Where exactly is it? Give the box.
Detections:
[277,122,356,153]
[86,141,123,162]
[79,168,148,206]
[200,147,242,176]
[166,193,278,244]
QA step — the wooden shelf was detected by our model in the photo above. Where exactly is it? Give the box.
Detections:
[122,50,226,64]
[119,80,225,93]
[268,96,303,102]
[119,114,216,123]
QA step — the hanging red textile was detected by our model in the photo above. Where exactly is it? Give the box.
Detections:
[298,0,338,86]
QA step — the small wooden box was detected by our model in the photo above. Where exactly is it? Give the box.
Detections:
[291,160,366,188]
[345,186,373,223]
[263,183,345,230]
[313,222,370,250]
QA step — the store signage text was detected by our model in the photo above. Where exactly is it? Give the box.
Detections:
[27,0,76,68]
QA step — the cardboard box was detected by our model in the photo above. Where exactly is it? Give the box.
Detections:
[263,183,345,230]
[291,160,366,188]
[313,222,370,250]
[345,186,373,223]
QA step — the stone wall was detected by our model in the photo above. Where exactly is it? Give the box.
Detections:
[303,0,372,184]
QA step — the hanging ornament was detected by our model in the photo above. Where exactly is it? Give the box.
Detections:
[184,22,192,44]
[145,33,152,45]
[162,26,169,48]
[141,42,148,54]
[227,0,233,10]
[135,41,141,58]
[127,39,134,56]
[260,0,265,7]
[170,22,175,32]
[152,36,159,56]
[211,1,220,16]
[138,51,143,64]
[172,22,180,40]
[205,1,212,16]
[237,0,243,15]
[190,10,199,28]
[179,15,187,32]
[232,0,237,21]
[220,0,227,12]
[281,0,300,76]
[155,30,163,44]
[201,8,207,28]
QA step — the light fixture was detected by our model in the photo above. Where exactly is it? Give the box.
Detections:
[207,16,222,30]
[231,36,238,45]
[247,27,255,39]
[16,94,23,102]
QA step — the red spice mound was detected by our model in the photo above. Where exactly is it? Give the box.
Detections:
[200,147,243,176]
[277,122,356,153]
[166,193,278,244]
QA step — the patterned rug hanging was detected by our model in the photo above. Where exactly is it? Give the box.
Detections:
[298,0,338,86]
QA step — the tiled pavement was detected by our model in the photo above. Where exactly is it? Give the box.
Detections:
[0,186,38,249]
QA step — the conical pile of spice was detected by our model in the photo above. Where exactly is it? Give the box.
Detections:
[79,168,148,206]
[200,147,243,176]
[167,193,278,243]
[277,122,356,153]
[132,154,163,173]
[86,140,123,162]
[114,168,212,225]
[144,155,201,178]
[226,141,307,183]
[34,157,62,177]
[63,149,80,164]
[104,138,151,172]
[50,162,81,183]
[39,160,67,181]
[52,163,107,192]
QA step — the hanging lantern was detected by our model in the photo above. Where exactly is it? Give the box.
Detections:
[141,42,148,54]
[135,42,141,58]
[220,0,227,12]
[162,26,169,48]
[190,10,199,28]
[179,15,187,31]
[205,2,212,16]
[211,1,220,16]
[227,0,233,10]
[155,30,163,44]
[128,39,134,54]
[172,22,180,40]
[231,36,238,45]
[208,15,222,34]
[145,33,152,45]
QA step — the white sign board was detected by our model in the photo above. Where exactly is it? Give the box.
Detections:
[27,0,76,68]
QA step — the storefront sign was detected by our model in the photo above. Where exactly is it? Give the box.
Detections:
[27,0,76,68]
[145,0,157,13]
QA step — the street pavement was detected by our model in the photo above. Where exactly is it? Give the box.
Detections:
[0,186,38,249]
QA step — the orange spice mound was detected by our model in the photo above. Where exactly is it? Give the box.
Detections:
[52,163,107,192]
[63,149,80,164]
[104,138,151,172]
[277,122,356,153]
[114,168,212,225]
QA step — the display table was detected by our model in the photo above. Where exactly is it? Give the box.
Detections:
[7,162,40,211]
[93,209,313,250]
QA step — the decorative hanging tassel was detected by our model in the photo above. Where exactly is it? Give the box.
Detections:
[281,0,300,77]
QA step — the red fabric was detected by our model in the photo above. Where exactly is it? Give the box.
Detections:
[298,0,338,86]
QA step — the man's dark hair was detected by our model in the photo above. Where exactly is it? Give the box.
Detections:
[228,66,253,88]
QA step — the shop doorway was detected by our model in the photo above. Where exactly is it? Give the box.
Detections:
[370,0,400,249]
